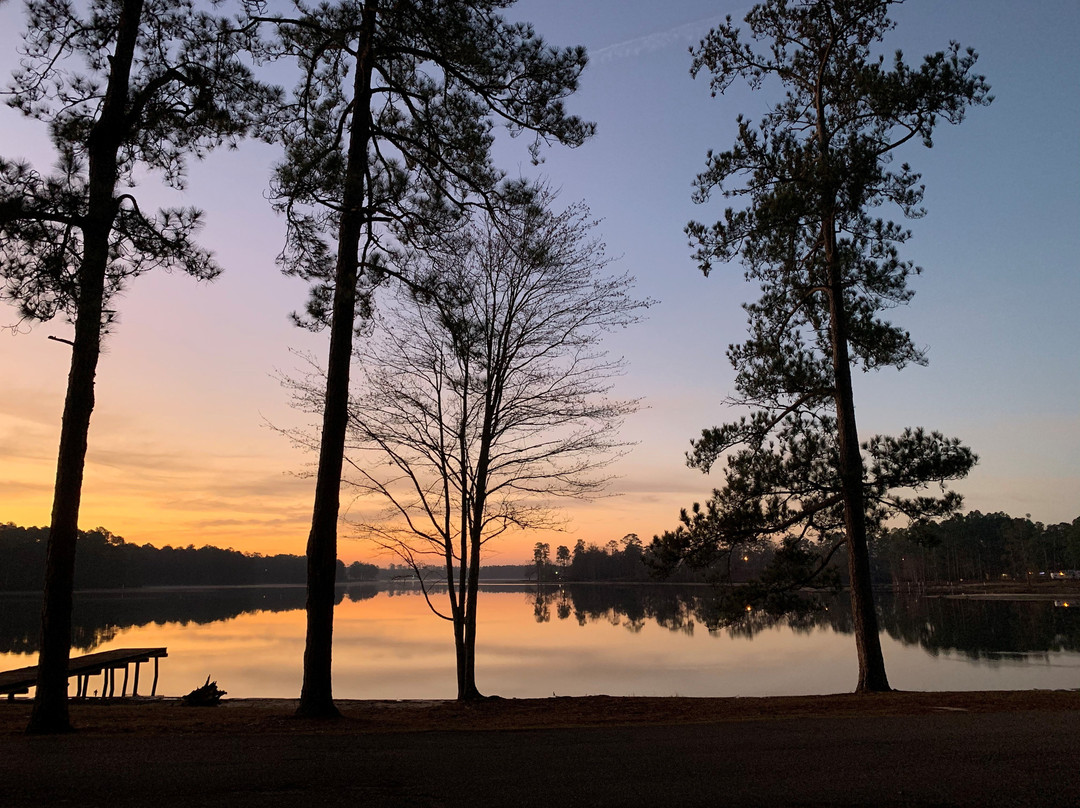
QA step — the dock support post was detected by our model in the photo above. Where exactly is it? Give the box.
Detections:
[151,657,160,697]
[132,662,141,697]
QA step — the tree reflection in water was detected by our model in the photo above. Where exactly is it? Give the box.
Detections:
[0,585,379,655]
[878,595,1080,661]
[1,583,1077,664]
[528,584,1080,661]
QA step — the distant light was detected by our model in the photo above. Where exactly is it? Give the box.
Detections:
[745,605,752,612]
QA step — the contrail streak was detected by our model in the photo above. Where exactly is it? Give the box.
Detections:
[590,14,730,64]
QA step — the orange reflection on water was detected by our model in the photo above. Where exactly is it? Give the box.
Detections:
[5,587,1080,701]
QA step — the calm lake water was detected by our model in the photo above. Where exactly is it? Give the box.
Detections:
[2,584,1078,699]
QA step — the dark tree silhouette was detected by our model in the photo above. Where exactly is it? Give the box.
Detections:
[656,0,989,692]
[0,0,275,733]
[875,511,1080,585]
[286,193,644,699]
[255,0,594,717]
[533,544,552,582]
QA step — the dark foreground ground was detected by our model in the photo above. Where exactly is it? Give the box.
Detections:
[2,691,1078,807]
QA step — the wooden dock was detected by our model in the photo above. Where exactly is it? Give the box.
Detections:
[0,648,167,700]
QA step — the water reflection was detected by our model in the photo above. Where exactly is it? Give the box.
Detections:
[531,585,1080,662]
[0,585,379,655]
[879,595,1080,661]
[1,584,1078,698]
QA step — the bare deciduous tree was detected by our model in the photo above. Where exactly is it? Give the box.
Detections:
[255,0,593,717]
[289,190,647,699]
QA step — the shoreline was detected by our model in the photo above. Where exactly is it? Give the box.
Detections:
[3,689,1078,736]
[3,578,1080,596]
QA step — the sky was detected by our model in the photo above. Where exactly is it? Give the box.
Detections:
[1,1,1078,565]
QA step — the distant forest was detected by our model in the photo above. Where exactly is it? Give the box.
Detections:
[4,510,1079,593]
[684,511,1080,588]
[537,512,1080,588]
[872,511,1080,585]
[0,524,377,592]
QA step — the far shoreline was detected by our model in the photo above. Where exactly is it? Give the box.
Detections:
[1,578,1078,598]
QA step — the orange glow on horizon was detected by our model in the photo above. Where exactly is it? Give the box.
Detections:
[1,433,684,566]
[1,370,690,565]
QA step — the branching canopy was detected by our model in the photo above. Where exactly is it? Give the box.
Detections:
[0,0,279,327]
[256,0,594,330]
[653,0,988,594]
[284,189,646,581]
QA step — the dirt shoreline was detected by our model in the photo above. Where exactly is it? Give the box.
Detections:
[3,689,1078,735]
[4,691,1080,807]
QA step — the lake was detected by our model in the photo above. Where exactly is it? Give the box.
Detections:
[1,584,1078,699]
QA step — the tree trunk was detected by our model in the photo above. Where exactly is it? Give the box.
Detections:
[26,0,142,735]
[460,530,484,700]
[296,2,376,719]
[458,379,498,701]
[453,610,468,699]
[814,41,890,693]
[446,511,466,699]
[824,225,891,694]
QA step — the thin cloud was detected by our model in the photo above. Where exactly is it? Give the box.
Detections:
[0,478,52,496]
[191,516,305,530]
[590,14,727,64]
[0,392,63,428]
[0,432,56,463]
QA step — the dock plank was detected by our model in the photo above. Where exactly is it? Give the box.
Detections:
[0,648,167,698]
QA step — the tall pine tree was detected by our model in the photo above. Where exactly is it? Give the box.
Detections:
[656,0,989,691]
[254,0,593,716]
[0,0,276,733]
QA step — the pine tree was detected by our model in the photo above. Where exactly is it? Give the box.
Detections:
[254,0,593,716]
[0,0,276,732]
[658,0,989,692]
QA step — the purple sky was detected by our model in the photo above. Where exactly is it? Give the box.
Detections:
[1,0,1077,562]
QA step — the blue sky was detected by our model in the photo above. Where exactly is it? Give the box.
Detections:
[0,0,1077,561]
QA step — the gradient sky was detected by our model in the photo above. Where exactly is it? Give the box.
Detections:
[1,1,1077,565]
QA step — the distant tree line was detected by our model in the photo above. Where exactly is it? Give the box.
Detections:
[530,535,653,583]
[8,511,1076,594]
[532,512,1080,591]
[873,511,1080,585]
[0,523,380,591]
[645,510,1080,596]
